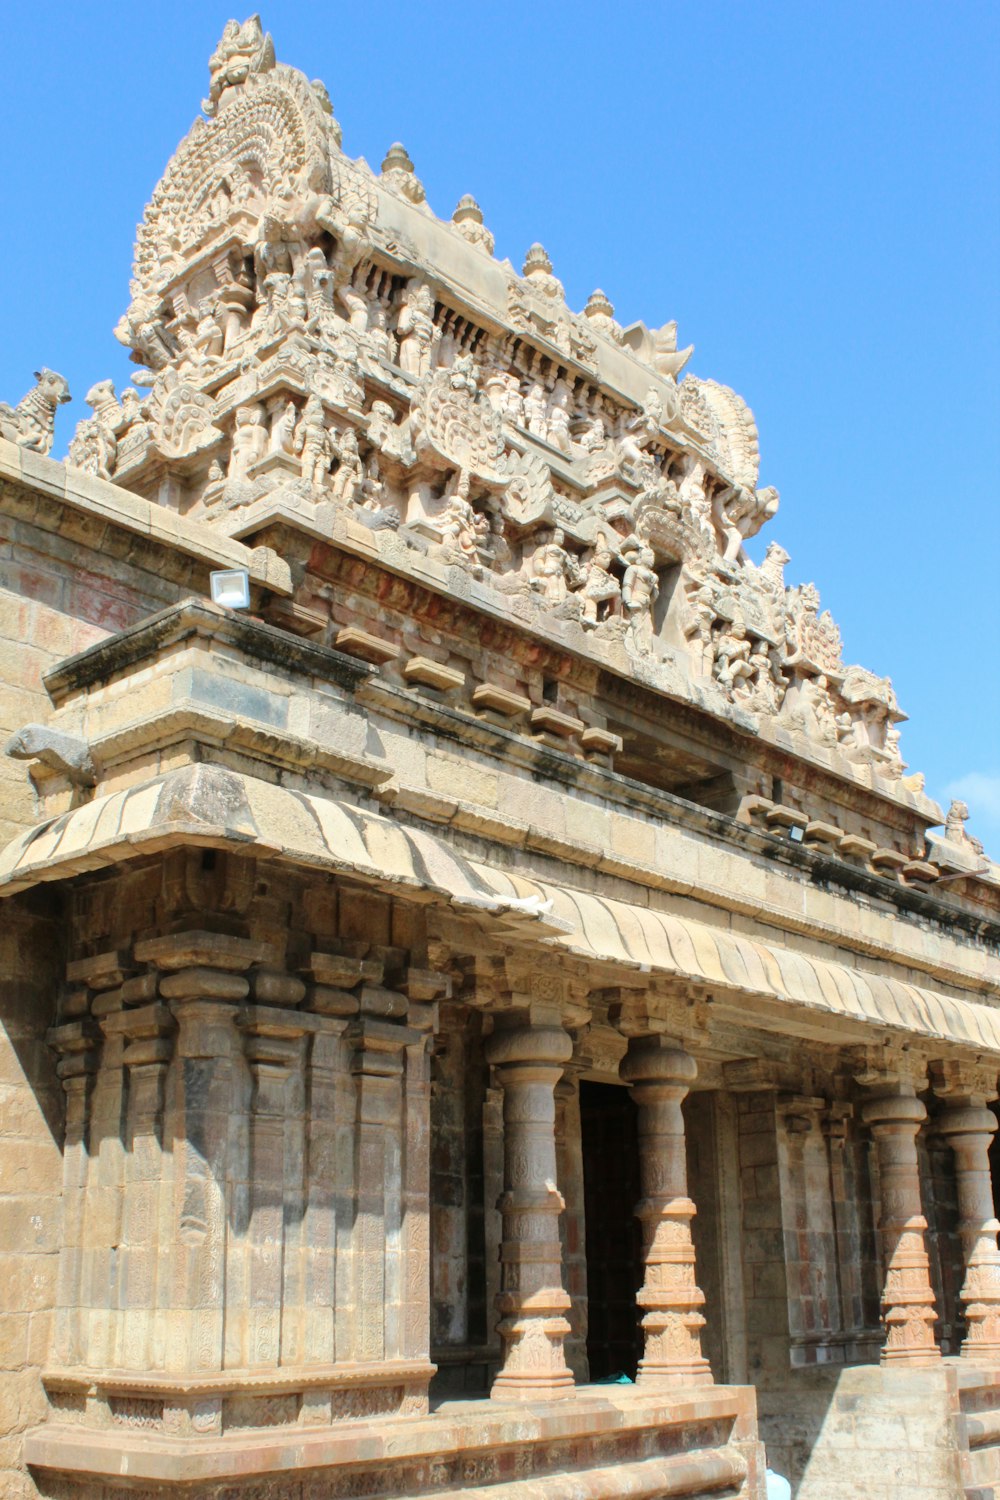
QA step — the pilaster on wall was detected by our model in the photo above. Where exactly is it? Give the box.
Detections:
[0,900,65,1500]
[32,861,445,1470]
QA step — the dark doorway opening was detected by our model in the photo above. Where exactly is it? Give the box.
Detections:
[580,1080,644,1381]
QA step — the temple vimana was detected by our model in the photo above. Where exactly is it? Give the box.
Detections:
[1,16,998,1500]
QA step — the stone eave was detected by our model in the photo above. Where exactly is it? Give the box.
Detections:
[0,762,996,1057]
[28,599,999,957]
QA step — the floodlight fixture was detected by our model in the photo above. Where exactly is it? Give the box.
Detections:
[209,568,251,610]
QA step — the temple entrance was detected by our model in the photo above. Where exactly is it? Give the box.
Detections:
[580,1080,644,1381]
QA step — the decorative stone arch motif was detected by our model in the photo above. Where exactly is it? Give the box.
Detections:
[680,376,760,491]
[126,64,344,311]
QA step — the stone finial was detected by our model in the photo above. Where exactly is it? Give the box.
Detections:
[522,243,553,278]
[453,194,483,225]
[0,368,71,457]
[203,15,275,117]
[452,195,495,254]
[380,143,426,205]
[381,142,414,175]
[583,289,614,321]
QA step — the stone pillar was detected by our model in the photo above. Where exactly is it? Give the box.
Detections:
[932,1060,1000,1362]
[621,1035,712,1387]
[860,1062,940,1365]
[555,1070,589,1382]
[485,1019,575,1401]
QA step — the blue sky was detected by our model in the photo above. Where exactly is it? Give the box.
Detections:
[2,2,998,849]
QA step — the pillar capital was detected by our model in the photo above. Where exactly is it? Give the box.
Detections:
[931,1057,999,1108]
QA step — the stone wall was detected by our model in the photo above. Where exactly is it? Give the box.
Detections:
[0,901,64,1499]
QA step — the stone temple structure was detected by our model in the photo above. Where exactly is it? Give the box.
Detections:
[1,16,998,1499]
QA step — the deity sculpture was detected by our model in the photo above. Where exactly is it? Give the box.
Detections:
[439,472,490,571]
[330,426,364,505]
[546,380,574,457]
[270,400,299,455]
[227,404,268,480]
[579,531,621,627]
[621,537,660,650]
[397,283,435,379]
[524,382,549,441]
[713,612,754,695]
[296,396,333,491]
[531,528,578,603]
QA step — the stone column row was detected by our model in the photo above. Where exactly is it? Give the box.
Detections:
[485,1017,714,1401]
[859,1053,1000,1366]
[484,1020,1000,1399]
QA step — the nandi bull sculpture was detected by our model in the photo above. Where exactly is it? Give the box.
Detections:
[0,368,71,456]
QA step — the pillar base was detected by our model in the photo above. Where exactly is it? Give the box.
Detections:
[490,1370,576,1401]
[636,1359,714,1387]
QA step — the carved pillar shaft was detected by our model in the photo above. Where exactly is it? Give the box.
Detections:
[862,1087,940,1364]
[486,1021,574,1401]
[933,1063,1000,1361]
[48,1020,100,1368]
[555,1073,589,1382]
[237,1008,306,1369]
[621,1037,712,1386]
[115,1002,176,1370]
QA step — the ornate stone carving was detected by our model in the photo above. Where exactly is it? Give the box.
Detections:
[0,368,71,455]
[203,15,276,117]
[67,380,126,478]
[485,1021,575,1400]
[860,1072,941,1365]
[620,1038,712,1386]
[410,358,505,483]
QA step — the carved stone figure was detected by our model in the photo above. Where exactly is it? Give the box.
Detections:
[524,382,549,441]
[531,528,578,603]
[270,399,299,455]
[204,15,275,116]
[945,800,985,856]
[67,380,124,478]
[621,537,659,650]
[712,483,781,564]
[713,611,754,695]
[0,369,71,455]
[546,380,574,457]
[438,473,490,571]
[296,395,333,491]
[397,283,436,379]
[579,531,621,627]
[330,426,364,505]
[227,404,268,479]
